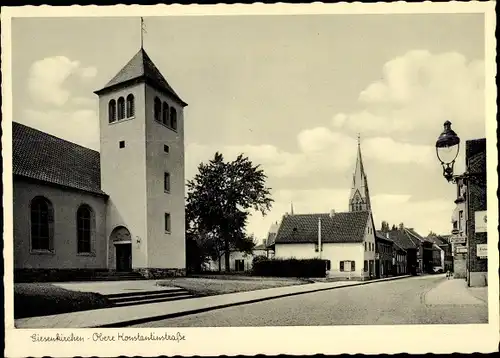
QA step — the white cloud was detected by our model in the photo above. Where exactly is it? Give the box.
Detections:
[23,109,99,150]
[363,137,435,166]
[27,56,98,106]
[70,96,96,107]
[334,50,485,141]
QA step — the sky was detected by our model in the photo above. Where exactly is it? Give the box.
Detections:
[11,13,486,241]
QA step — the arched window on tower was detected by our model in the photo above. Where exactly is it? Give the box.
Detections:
[117,97,125,120]
[170,107,177,130]
[162,102,169,125]
[126,94,135,118]
[108,100,116,123]
[154,97,162,122]
[77,205,93,254]
[30,196,54,251]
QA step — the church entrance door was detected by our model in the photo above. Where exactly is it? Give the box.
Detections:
[115,243,132,272]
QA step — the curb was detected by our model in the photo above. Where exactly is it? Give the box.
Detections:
[93,275,413,328]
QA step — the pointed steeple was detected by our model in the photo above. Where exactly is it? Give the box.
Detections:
[349,134,371,212]
[94,48,187,107]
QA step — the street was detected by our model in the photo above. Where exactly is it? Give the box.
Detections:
[131,275,488,327]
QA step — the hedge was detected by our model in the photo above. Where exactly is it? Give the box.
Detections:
[252,257,330,278]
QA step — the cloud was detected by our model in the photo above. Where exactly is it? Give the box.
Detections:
[70,96,96,107]
[27,56,97,106]
[23,109,99,150]
[333,50,485,142]
[362,137,435,166]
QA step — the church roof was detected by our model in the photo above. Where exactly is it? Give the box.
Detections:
[349,139,371,210]
[94,48,187,106]
[275,211,370,244]
[13,122,107,196]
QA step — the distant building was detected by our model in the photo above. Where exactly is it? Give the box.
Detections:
[375,231,394,278]
[386,227,431,275]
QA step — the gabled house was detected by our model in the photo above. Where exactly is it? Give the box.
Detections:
[274,210,377,280]
[375,231,394,278]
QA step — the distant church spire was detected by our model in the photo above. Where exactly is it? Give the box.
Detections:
[349,135,371,212]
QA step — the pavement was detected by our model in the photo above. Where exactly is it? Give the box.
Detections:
[15,275,410,328]
[130,274,488,327]
[424,277,487,305]
[52,279,179,295]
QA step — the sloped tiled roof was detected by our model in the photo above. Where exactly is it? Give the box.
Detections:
[95,48,187,106]
[375,230,393,243]
[13,122,107,196]
[275,211,370,244]
[387,230,418,250]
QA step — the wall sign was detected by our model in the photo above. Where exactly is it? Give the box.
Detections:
[477,244,487,258]
[475,210,487,233]
[450,236,466,244]
[456,246,468,254]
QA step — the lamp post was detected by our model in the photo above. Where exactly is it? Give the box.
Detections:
[435,121,486,185]
[435,121,486,286]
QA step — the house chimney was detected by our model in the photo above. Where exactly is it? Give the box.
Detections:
[330,209,336,218]
[386,232,389,239]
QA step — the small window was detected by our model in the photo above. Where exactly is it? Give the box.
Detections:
[364,260,368,272]
[77,205,93,254]
[108,100,116,123]
[164,144,170,153]
[117,97,125,120]
[154,97,162,122]
[164,172,171,192]
[340,261,345,272]
[351,261,356,272]
[119,141,125,148]
[164,213,171,232]
[162,102,169,125]
[31,196,54,251]
[364,242,367,251]
[126,94,135,117]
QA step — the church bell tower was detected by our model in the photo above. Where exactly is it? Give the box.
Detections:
[349,135,372,212]
[94,25,187,277]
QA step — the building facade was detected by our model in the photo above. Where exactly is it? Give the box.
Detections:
[13,47,187,281]
[375,232,393,278]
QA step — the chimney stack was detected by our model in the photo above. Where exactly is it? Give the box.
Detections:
[386,232,390,239]
[330,209,336,218]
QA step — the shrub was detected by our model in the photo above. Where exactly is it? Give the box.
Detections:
[252,257,330,278]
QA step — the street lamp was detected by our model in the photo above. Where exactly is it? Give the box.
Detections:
[435,121,486,186]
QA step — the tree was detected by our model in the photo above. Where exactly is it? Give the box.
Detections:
[391,224,397,231]
[186,152,273,272]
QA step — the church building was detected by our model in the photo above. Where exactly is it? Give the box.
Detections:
[273,139,378,280]
[13,46,187,281]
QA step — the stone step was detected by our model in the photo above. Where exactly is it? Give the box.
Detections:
[111,294,195,307]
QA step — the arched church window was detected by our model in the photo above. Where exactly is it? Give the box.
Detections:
[30,196,54,251]
[154,97,162,122]
[108,100,116,123]
[117,97,125,120]
[162,102,169,125]
[126,94,135,118]
[77,205,93,254]
[170,107,177,130]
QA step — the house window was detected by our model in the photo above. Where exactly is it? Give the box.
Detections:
[235,259,245,272]
[164,213,171,233]
[117,97,125,120]
[154,97,162,122]
[340,260,354,272]
[351,261,356,271]
[340,261,345,272]
[119,141,125,148]
[164,144,170,153]
[164,172,171,192]
[77,205,92,254]
[162,102,169,125]
[126,94,135,117]
[314,243,323,252]
[30,196,54,251]
[108,100,116,123]
[458,210,463,231]
[365,242,367,251]
[170,107,177,130]
[364,260,368,272]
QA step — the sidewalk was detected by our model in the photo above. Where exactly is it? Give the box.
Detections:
[424,278,488,305]
[52,279,179,295]
[14,275,411,329]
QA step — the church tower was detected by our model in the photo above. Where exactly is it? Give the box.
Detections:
[349,136,371,212]
[94,44,187,277]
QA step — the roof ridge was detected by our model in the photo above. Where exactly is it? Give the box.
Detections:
[13,122,99,155]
